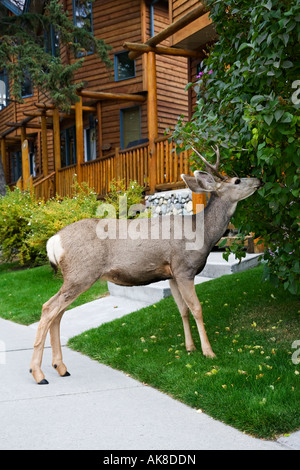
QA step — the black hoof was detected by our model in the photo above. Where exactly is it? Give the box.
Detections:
[38,379,49,385]
[62,371,71,377]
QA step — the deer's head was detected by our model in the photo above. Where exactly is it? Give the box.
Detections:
[181,145,262,203]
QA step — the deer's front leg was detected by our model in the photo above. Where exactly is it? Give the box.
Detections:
[175,278,216,358]
[169,279,196,352]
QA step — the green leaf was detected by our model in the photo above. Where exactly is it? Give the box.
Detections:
[282,61,293,68]
[238,43,254,52]
[218,239,228,248]
[263,114,274,126]
[274,109,284,121]
[250,95,265,105]
[281,112,293,123]
[263,0,272,10]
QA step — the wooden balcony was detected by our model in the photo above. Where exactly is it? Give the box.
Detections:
[26,137,192,201]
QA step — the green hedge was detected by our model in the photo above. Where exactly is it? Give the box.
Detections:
[0,180,144,266]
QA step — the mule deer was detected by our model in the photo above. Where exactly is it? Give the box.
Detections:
[30,146,262,384]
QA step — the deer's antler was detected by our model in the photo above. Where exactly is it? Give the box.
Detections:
[191,145,226,181]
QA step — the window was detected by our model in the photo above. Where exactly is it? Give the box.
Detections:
[60,126,77,167]
[73,0,93,30]
[21,70,33,98]
[0,69,9,110]
[84,115,97,161]
[120,106,141,149]
[45,25,60,58]
[73,0,94,56]
[114,52,135,81]
[29,142,36,177]
[11,150,22,182]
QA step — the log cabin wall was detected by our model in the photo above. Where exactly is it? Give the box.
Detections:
[0,83,52,184]
[0,0,190,192]
[63,0,188,152]
[170,0,200,23]
[151,1,189,135]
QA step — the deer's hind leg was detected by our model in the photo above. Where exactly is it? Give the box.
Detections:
[169,279,196,352]
[49,311,69,378]
[30,277,96,384]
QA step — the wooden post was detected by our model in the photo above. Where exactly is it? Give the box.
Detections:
[41,113,49,176]
[147,51,158,193]
[193,193,207,214]
[0,138,7,182]
[21,139,30,190]
[20,126,26,145]
[41,113,49,199]
[75,95,84,184]
[96,101,103,159]
[52,108,61,172]
[128,4,207,60]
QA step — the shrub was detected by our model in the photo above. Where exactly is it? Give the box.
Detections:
[0,188,36,263]
[102,179,145,218]
[173,0,300,295]
[0,180,145,266]
[22,182,99,265]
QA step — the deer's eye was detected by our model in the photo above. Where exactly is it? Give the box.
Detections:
[235,179,241,185]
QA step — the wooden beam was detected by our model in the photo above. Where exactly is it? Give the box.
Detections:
[141,0,148,90]
[79,90,146,102]
[41,114,49,177]
[5,136,35,142]
[128,4,208,60]
[34,102,96,113]
[147,51,158,193]
[21,139,30,190]
[96,101,103,159]
[23,111,69,119]
[20,126,27,145]
[0,115,36,139]
[52,108,61,173]
[35,102,55,110]
[192,192,207,214]
[5,121,52,130]
[1,138,7,183]
[75,95,84,184]
[123,42,201,58]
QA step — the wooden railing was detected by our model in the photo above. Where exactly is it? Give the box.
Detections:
[81,142,150,196]
[11,138,192,200]
[33,171,56,200]
[116,143,150,189]
[155,136,192,189]
[81,152,115,196]
[56,164,76,197]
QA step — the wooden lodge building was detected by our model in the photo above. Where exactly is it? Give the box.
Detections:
[0,0,216,200]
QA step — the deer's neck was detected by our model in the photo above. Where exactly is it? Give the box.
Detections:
[203,193,237,249]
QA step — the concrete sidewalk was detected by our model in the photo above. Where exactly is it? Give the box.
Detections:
[1,314,297,451]
[0,253,299,450]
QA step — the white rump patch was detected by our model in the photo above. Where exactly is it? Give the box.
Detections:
[46,234,64,266]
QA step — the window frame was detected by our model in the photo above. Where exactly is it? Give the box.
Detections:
[60,126,77,168]
[0,69,9,110]
[44,25,60,58]
[114,51,136,82]
[72,0,94,56]
[120,105,141,149]
[21,69,33,99]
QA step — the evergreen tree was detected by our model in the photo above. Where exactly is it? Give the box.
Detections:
[0,0,112,193]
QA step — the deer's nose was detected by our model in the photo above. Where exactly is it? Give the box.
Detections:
[259,179,264,188]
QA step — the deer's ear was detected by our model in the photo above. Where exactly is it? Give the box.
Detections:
[181,174,203,193]
[194,171,219,192]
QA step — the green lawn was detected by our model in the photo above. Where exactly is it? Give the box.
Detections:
[68,266,300,439]
[0,262,108,325]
